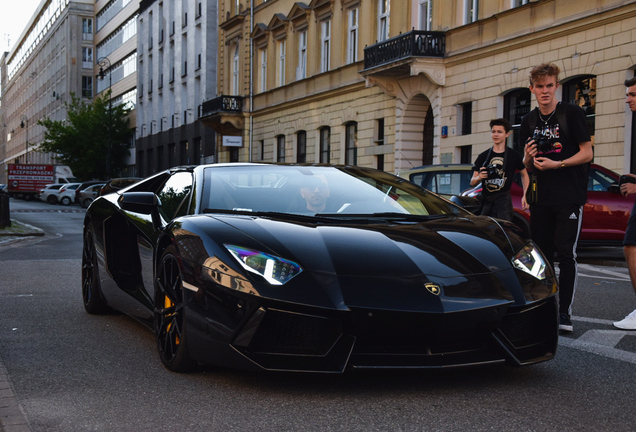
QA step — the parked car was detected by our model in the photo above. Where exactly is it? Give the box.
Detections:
[461,163,632,246]
[82,163,558,373]
[38,183,65,204]
[397,164,481,213]
[79,183,106,208]
[74,180,106,204]
[399,164,474,197]
[56,183,82,205]
[98,177,142,196]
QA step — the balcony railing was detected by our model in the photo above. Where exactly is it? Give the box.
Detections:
[363,30,445,70]
[201,95,243,117]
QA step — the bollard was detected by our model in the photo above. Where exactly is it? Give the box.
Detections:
[0,193,10,229]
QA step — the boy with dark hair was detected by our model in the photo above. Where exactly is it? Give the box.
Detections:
[470,118,528,221]
[521,62,594,333]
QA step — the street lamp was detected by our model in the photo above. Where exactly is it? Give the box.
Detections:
[20,115,29,164]
[97,56,112,177]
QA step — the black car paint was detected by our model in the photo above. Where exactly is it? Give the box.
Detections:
[83,164,559,373]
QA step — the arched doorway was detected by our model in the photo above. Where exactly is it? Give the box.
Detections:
[396,93,433,170]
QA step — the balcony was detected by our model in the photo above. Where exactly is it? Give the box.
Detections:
[362,31,445,84]
[199,95,244,135]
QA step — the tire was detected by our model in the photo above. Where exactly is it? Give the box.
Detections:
[81,198,93,208]
[47,195,57,204]
[154,246,197,372]
[60,196,71,206]
[82,227,109,314]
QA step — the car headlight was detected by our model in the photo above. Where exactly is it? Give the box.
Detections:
[511,241,549,280]
[225,245,303,285]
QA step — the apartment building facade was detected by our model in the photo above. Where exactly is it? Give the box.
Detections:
[0,0,95,183]
[135,0,218,178]
[203,0,636,175]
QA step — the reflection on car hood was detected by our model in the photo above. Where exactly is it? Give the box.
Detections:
[177,213,526,312]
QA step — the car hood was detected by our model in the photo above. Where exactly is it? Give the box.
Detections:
[176,213,536,312]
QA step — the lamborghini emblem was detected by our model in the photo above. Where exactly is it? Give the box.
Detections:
[425,283,441,295]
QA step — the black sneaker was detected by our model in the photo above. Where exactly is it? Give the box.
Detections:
[559,313,573,333]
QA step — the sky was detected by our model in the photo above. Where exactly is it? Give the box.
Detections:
[1,0,42,52]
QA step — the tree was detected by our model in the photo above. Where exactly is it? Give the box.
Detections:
[37,92,133,180]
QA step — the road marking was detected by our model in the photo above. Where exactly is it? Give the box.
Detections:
[560,329,636,365]
[576,263,630,281]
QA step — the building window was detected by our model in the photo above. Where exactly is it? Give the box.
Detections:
[297,131,307,163]
[82,47,93,68]
[82,18,93,41]
[82,76,93,98]
[277,39,286,87]
[259,48,267,93]
[460,145,472,164]
[511,0,529,7]
[297,30,307,80]
[419,0,432,31]
[563,75,596,140]
[277,135,286,162]
[345,122,357,165]
[458,102,472,135]
[504,88,531,152]
[320,127,331,163]
[378,0,390,42]
[321,20,331,73]
[347,7,359,64]
[376,118,385,171]
[464,0,479,24]
[232,43,240,94]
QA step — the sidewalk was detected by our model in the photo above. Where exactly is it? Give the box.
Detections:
[0,361,31,431]
[0,220,44,246]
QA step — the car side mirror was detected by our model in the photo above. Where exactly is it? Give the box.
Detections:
[119,192,163,230]
[608,184,621,194]
[118,192,158,214]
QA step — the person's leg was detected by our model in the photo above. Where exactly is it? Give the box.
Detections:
[530,205,556,269]
[553,205,583,323]
[614,209,636,330]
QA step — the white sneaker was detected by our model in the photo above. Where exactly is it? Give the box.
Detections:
[613,309,636,330]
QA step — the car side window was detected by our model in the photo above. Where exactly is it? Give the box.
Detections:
[587,168,615,192]
[157,172,193,221]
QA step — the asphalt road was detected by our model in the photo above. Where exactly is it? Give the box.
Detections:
[1,198,636,431]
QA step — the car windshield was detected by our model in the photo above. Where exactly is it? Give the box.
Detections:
[201,165,468,217]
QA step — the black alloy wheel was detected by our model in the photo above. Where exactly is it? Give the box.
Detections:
[81,227,108,314]
[47,195,57,204]
[154,247,197,372]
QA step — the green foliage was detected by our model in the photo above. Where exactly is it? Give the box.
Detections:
[37,92,133,180]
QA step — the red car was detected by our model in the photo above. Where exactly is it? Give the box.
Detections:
[462,163,633,246]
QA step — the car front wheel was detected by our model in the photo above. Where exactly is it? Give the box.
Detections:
[60,196,71,205]
[47,195,57,204]
[154,246,197,372]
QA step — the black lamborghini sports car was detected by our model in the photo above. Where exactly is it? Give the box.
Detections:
[82,163,558,373]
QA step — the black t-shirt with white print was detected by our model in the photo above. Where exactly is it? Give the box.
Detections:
[519,102,591,206]
[472,147,525,202]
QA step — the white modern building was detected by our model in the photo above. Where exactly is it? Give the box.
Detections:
[135,0,218,177]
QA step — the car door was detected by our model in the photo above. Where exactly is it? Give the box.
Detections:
[138,172,194,302]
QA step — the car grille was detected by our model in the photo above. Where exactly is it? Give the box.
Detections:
[498,300,557,348]
[249,309,342,355]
